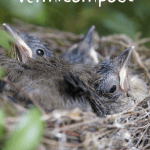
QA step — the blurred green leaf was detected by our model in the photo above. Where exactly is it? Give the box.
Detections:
[0,30,14,50]
[133,0,150,20]
[0,7,12,23]
[0,67,6,78]
[0,0,46,25]
[0,0,150,38]
[101,10,139,39]
[0,110,5,137]
[3,107,44,150]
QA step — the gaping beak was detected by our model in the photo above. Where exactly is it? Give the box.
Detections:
[114,46,134,91]
[3,23,32,63]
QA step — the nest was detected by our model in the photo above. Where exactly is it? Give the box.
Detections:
[0,20,150,149]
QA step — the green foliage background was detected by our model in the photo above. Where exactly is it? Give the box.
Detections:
[0,0,149,39]
[0,1,149,149]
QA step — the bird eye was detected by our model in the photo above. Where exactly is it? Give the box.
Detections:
[109,85,116,93]
[36,49,44,56]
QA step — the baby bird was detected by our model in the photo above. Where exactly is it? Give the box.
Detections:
[3,23,53,62]
[60,26,149,114]
[1,24,105,116]
[2,23,148,116]
[61,25,99,66]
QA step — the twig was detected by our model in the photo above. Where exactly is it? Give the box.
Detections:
[0,94,27,112]
[41,137,81,148]
[133,49,150,79]
[134,38,150,46]
[129,95,150,112]
[57,118,99,131]
[135,123,150,148]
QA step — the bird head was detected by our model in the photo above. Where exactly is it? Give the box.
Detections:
[3,23,53,63]
[95,46,134,99]
[61,25,99,65]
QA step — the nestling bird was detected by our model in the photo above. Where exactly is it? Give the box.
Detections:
[1,23,148,116]
[61,25,99,66]
[3,23,54,62]
[1,24,105,116]
[60,30,149,114]
[59,25,149,114]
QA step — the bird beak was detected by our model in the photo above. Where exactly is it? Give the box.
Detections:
[3,23,32,63]
[114,46,134,91]
[82,25,95,44]
[78,25,98,64]
[78,25,95,50]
